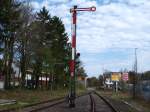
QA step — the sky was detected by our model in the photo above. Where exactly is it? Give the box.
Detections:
[30,0,150,77]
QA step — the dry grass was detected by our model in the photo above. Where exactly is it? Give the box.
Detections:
[0,88,85,110]
[97,90,150,112]
[0,88,67,103]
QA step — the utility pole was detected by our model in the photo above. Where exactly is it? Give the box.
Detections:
[133,48,137,98]
[134,48,138,76]
[69,5,96,107]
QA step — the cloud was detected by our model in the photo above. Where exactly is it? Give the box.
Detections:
[31,0,150,77]
[30,1,41,10]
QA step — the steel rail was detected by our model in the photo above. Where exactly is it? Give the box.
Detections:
[29,92,91,112]
[0,97,65,112]
[94,92,120,112]
[28,92,91,112]
[29,99,65,112]
[89,93,96,112]
[0,92,94,112]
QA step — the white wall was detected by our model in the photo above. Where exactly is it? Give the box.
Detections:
[0,81,4,89]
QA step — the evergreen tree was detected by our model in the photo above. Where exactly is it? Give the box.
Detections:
[50,16,69,87]
[0,3,86,90]
[30,7,51,88]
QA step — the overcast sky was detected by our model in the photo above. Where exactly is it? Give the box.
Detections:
[30,0,150,77]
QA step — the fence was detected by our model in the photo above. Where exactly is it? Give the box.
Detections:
[136,80,150,101]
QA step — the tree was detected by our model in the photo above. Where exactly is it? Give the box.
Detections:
[16,2,33,88]
[0,0,22,89]
[141,71,150,80]
[29,7,51,88]
[50,16,68,85]
[42,15,69,88]
[76,66,87,77]
[87,77,99,87]
[99,75,104,86]
[128,71,136,84]
[0,3,86,90]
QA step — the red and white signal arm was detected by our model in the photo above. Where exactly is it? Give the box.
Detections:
[122,73,129,81]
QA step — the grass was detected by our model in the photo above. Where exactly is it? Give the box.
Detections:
[0,87,86,110]
[111,91,132,101]
[97,90,135,101]
[97,90,150,112]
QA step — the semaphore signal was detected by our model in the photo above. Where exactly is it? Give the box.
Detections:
[68,5,96,108]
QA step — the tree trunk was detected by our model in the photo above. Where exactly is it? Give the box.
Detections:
[34,57,42,89]
[7,36,14,88]
[21,40,26,88]
[4,38,9,89]
[35,75,39,89]
[46,75,48,89]
[40,75,42,89]
[3,35,15,89]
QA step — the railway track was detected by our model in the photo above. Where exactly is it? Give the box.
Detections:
[26,99,65,112]
[22,93,90,112]
[28,92,118,112]
[1,92,119,112]
[0,97,65,112]
[94,92,119,112]
[90,92,119,112]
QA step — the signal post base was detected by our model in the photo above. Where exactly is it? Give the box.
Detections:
[68,93,76,108]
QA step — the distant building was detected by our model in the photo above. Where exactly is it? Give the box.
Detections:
[77,75,87,88]
[0,72,4,89]
[105,78,113,88]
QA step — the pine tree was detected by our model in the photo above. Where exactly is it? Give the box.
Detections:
[30,7,70,89]
[49,16,69,87]
[30,7,51,88]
